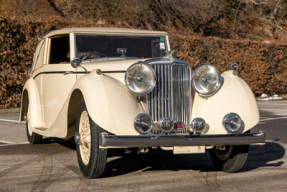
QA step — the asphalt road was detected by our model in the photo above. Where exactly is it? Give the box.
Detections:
[0,101,286,191]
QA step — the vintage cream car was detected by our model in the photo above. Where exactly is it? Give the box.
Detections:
[20,27,266,178]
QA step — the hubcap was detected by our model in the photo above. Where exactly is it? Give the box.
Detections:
[75,132,81,145]
[79,111,91,165]
[214,145,233,161]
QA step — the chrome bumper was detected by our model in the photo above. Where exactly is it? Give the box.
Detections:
[100,130,266,147]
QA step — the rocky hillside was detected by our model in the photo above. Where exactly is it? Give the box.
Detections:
[1,0,287,108]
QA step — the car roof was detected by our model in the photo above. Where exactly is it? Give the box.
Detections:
[45,27,168,37]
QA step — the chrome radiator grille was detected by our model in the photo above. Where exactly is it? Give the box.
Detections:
[147,62,192,133]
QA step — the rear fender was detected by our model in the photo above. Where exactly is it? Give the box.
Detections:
[191,71,259,134]
[19,78,43,129]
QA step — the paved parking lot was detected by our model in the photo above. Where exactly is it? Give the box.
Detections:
[0,100,286,191]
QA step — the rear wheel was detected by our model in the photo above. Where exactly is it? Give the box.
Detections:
[209,144,249,173]
[25,99,42,144]
[75,100,107,178]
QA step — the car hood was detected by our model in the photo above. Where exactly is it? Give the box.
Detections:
[80,58,153,72]
[77,57,190,85]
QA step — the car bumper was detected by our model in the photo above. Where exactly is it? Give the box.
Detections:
[99,130,266,147]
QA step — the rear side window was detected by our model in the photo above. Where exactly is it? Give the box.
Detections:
[49,35,70,64]
[32,40,45,71]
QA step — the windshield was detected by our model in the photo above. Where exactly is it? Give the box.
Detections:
[75,34,167,61]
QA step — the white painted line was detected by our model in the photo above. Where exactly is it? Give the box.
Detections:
[258,103,287,106]
[0,119,25,123]
[260,116,287,121]
[0,142,30,147]
[260,109,287,112]
[0,140,16,144]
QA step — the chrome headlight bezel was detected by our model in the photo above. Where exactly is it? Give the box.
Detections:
[192,63,222,96]
[222,113,242,133]
[125,63,156,96]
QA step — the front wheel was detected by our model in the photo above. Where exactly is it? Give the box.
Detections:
[75,100,107,178]
[209,145,249,173]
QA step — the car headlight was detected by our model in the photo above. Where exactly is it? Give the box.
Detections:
[222,113,242,133]
[192,63,221,96]
[125,63,156,95]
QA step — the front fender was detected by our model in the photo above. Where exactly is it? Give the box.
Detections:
[47,70,145,138]
[191,70,259,134]
[74,70,145,135]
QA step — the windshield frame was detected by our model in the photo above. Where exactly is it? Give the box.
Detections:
[73,33,169,62]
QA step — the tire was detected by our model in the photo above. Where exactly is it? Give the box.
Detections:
[26,99,42,144]
[76,99,107,178]
[209,144,249,173]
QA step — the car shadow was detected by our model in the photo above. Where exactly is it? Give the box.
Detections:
[39,137,76,150]
[241,141,285,172]
[36,138,285,178]
[102,141,285,178]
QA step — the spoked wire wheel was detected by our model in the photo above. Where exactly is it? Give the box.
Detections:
[76,100,107,178]
[79,111,91,165]
[214,145,233,161]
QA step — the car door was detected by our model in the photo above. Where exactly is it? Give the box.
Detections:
[32,38,45,125]
[41,34,77,128]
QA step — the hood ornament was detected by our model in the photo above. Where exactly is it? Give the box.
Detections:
[163,50,175,60]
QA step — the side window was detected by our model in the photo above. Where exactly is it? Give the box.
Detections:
[32,40,45,71]
[49,35,70,64]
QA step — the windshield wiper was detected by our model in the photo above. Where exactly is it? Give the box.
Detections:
[107,57,141,60]
[82,56,141,63]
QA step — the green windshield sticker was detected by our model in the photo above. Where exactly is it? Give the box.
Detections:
[160,37,165,42]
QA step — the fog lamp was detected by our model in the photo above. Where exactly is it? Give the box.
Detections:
[159,117,174,133]
[191,118,206,133]
[223,113,242,133]
[134,113,153,134]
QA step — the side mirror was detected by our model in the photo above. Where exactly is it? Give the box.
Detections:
[71,58,82,68]
[71,57,89,74]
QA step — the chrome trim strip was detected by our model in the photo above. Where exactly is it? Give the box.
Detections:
[154,65,157,120]
[33,71,80,79]
[161,65,164,117]
[33,70,126,79]
[102,70,126,73]
[100,131,266,147]
[72,32,168,36]
[164,65,167,117]
[168,65,171,117]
